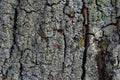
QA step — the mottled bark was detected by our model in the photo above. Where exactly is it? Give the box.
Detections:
[0,0,120,80]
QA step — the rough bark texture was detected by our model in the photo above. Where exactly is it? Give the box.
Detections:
[0,0,120,80]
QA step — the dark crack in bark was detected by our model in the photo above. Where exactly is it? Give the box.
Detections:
[19,63,23,80]
[9,7,18,58]
[81,0,89,80]
[62,26,67,72]
[95,37,111,80]
[96,52,108,80]
[96,16,120,80]
[61,2,69,72]
[10,0,24,79]
[95,0,104,13]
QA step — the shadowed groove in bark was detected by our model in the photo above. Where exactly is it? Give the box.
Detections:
[19,63,23,80]
[95,36,112,80]
[81,0,89,79]
[95,0,104,13]
[10,0,24,79]
[62,25,67,72]
[97,16,120,80]
[62,1,69,72]
[1,0,120,79]
[9,7,18,58]
[95,4,120,79]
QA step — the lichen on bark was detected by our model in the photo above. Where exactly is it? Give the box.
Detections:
[0,0,120,80]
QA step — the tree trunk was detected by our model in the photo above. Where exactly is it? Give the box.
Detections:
[0,0,120,80]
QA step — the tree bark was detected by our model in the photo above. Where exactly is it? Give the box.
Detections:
[0,0,120,80]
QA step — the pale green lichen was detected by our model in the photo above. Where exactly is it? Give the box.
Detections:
[79,38,84,47]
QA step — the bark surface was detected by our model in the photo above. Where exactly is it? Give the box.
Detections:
[0,0,120,80]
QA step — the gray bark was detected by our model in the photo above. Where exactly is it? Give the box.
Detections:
[0,0,120,80]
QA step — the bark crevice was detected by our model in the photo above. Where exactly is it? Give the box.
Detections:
[81,0,89,79]
[10,0,24,79]
[62,25,67,72]
[9,7,18,58]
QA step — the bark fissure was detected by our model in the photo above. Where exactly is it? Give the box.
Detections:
[95,38,110,80]
[20,63,23,80]
[62,28,67,72]
[96,16,120,80]
[95,0,104,13]
[81,0,89,79]
[11,0,24,79]
[1,0,120,80]
[9,7,18,58]
[62,2,69,72]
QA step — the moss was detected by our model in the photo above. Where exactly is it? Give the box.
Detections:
[79,38,84,47]
[101,42,108,50]
[99,40,109,51]
[54,44,60,49]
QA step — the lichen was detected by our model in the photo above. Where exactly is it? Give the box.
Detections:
[79,38,84,47]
